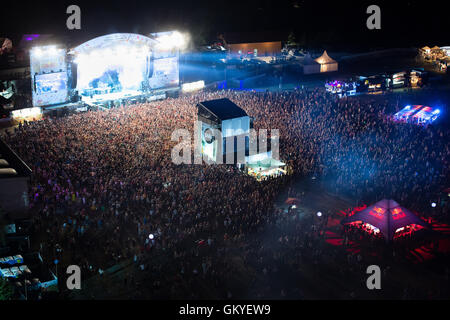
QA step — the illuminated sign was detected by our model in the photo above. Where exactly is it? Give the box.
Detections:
[392,208,406,220]
[369,206,385,219]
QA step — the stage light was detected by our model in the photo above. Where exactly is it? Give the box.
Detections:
[47,46,58,55]
[156,31,188,50]
[75,54,86,64]
[116,46,128,56]
[431,202,437,208]
[317,211,322,217]
[11,107,42,118]
[129,47,138,56]
[139,48,148,57]
[149,234,154,240]
[32,47,43,57]
[103,48,113,57]
[89,50,100,60]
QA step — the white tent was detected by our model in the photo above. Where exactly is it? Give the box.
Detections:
[440,46,450,56]
[315,50,338,73]
[302,54,321,74]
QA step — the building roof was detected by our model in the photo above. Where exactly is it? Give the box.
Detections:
[198,98,248,121]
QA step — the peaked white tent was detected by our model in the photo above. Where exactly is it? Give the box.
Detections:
[315,50,338,73]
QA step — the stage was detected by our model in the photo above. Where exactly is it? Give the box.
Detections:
[81,89,144,104]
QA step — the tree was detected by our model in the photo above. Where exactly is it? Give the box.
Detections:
[287,31,298,47]
[0,279,14,300]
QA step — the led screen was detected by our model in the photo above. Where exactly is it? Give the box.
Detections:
[149,57,179,89]
[30,46,69,107]
[35,72,67,95]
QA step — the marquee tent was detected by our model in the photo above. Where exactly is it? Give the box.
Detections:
[441,46,450,56]
[430,46,444,56]
[315,50,338,73]
[341,199,429,242]
[302,54,321,74]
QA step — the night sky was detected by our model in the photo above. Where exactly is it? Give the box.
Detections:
[1,0,449,50]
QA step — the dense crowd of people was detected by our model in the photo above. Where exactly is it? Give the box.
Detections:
[2,87,449,299]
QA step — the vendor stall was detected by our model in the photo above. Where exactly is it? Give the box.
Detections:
[247,157,286,181]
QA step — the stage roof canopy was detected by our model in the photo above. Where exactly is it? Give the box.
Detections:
[341,199,429,241]
[71,33,158,54]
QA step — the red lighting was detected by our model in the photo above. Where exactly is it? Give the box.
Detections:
[369,206,385,219]
[392,208,406,220]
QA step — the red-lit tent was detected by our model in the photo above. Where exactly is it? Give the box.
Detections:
[285,198,301,205]
[341,199,429,242]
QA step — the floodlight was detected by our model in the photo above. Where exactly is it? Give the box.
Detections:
[47,46,58,55]
[156,31,188,50]
[75,54,86,64]
[32,47,43,57]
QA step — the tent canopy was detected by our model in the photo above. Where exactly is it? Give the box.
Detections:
[315,50,337,65]
[341,199,429,241]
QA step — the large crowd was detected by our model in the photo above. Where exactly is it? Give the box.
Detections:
[2,87,449,299]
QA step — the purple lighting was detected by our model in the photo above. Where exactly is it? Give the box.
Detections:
[24,34,40,41]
